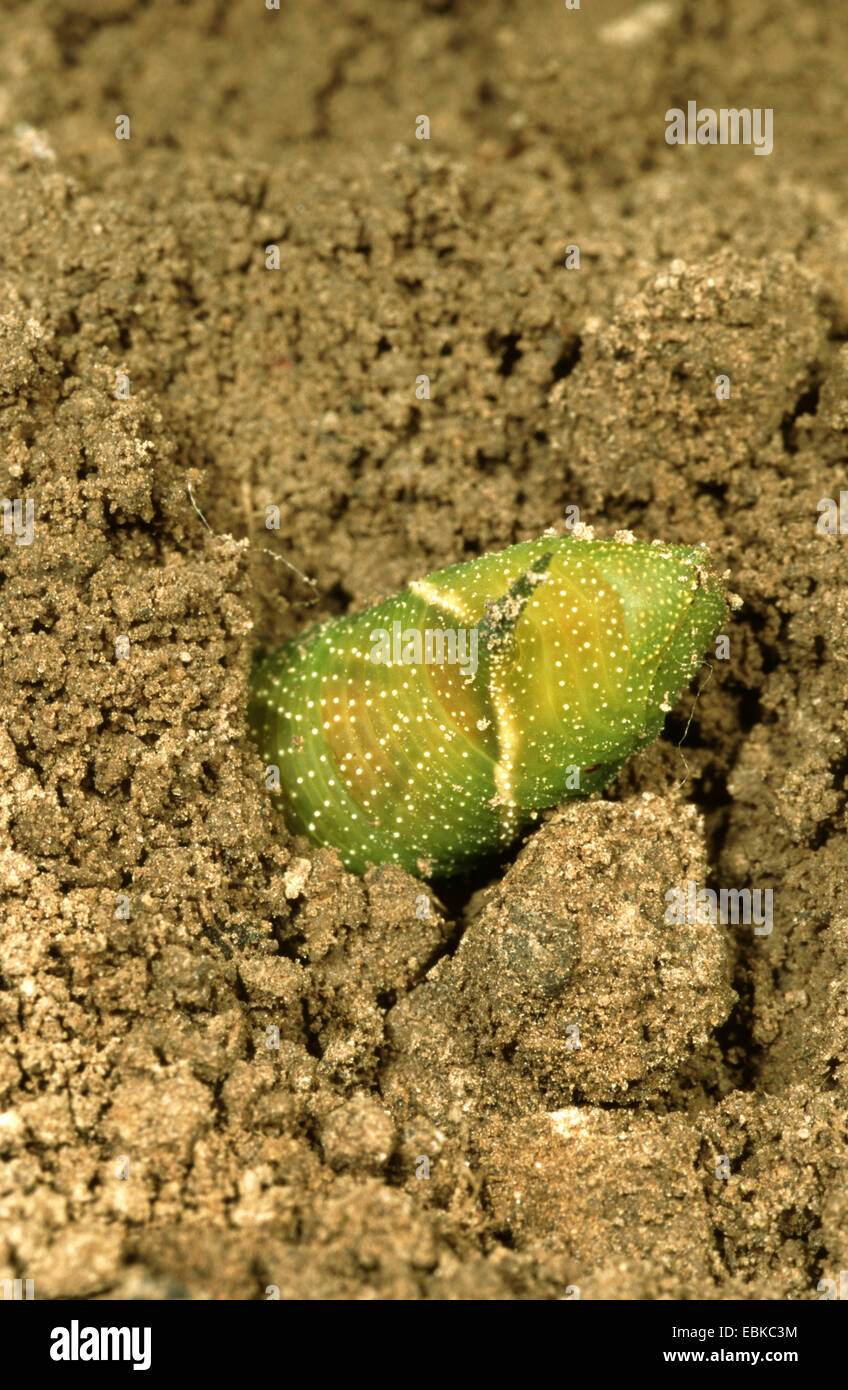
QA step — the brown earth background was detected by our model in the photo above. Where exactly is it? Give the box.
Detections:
[1,0,847,1300]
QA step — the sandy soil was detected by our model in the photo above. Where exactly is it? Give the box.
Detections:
[1,0,846,1299]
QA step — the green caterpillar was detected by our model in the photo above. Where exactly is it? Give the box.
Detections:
[248,532,727,878]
